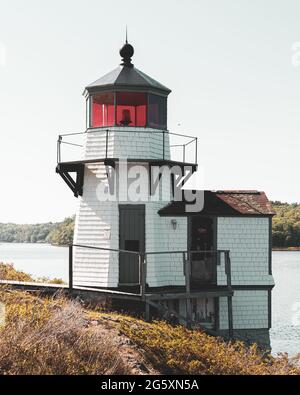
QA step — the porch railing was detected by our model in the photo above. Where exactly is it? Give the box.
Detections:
[69,245,233,337]
[68,245,232,297]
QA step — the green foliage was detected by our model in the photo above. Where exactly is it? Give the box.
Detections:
[272,202,300,247]
[0,222,55,243]
[0,217,75,246]
[46,216,75,246]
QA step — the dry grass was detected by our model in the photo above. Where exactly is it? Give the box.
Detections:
[0,262,64,284]
[0,263,33,282]
[0,288,130,375]
[0,286,300,375]
[119,318,300,375]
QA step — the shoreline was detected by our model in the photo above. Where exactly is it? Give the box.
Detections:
[272,247,300,251]
[1,241,300,251]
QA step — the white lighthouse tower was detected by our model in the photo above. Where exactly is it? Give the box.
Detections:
[59,40,191,290]
[56,40,275,350]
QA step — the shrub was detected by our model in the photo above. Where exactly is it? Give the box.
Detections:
[119,319,300,375]
[0,263,65,285]
[0,263,33,282]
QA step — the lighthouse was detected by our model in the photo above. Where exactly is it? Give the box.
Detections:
[56,40,275,349]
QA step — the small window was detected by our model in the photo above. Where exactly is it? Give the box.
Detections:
[148,94,167,129]
[91,93,115,127]
[116,92,147,127]
[125,240,140,252]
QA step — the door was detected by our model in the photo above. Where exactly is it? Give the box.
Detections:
[189,216,216,284]
[119,205,145,285]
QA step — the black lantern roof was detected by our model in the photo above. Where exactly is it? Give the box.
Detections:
[84,41,171,97]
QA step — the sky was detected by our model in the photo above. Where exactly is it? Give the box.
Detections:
[0,0,300,223]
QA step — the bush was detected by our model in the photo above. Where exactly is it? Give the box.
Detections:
[0,263,65,285]
[0,263,33,282]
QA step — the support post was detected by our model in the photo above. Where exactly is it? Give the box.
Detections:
[57,135,62,163]
[105,130,109,159]
[227,296,233,339]
[185,252,192,329]
[140,253,147,300]
[69,245,73,291]
[225,251,233,339]
[162,131,165,160]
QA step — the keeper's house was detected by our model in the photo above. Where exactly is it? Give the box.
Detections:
[56,40,275,349]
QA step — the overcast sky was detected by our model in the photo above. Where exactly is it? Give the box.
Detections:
[1,0,300,223]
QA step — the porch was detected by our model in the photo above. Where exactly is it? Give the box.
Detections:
[69,245,234,337]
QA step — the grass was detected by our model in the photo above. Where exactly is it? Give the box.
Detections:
[0,262,299,375]
[0,288,130,375]
[117,317,300,375]
[0,288,299,375]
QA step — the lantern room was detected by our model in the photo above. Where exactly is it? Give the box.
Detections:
[84,41,171,130]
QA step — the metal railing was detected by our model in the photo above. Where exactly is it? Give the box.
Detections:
[57,128,198,165]
[68,245,231,297]
[68,245,233,337]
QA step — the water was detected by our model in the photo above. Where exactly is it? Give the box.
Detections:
[271,251,300,357]
[0,243,68,282]
[0,244,299,356]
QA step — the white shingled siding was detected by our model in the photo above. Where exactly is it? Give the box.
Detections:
[146,208,187,287]
[217,217,274,286]
[73,163,119,288]
[83,127,170,161]
[73,159,187,288]
[216,217,273,330]
[219,291,269,330]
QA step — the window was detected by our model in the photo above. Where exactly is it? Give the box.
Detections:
[91,93,114,127]
[116,92,147,127]
[89,91,168,129]
[148,94,167,129]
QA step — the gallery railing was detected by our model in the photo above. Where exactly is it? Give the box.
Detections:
[57,128,198,165]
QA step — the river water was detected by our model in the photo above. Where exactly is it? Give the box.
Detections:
[0,243,299,356]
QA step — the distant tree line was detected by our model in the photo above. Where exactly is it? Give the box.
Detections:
[272,201,300,247]
[0,217,75,246]
[0,203,299,248]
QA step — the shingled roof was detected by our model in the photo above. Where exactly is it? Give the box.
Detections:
[158,191,275,217]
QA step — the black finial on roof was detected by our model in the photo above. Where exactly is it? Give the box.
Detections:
[120,28,134,68]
